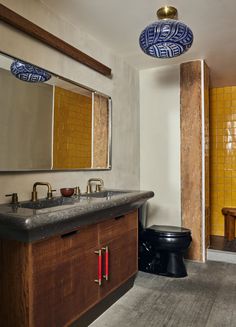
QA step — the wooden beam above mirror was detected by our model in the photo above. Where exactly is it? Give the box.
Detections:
[0,4,112,77]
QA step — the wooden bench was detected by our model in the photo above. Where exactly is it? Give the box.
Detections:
[222,208,236,241]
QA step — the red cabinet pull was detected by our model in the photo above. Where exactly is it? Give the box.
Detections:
[102,246,109,281]
[94,249,102,286]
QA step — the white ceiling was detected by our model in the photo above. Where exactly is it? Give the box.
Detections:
[42,0,236,87]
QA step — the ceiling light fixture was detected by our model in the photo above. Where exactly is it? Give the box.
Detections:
[139,6,193,58]
[10,60,51,83]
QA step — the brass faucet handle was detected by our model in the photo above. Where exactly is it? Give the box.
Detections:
[5,193,19,204]
[95,184,102,192]
[47,189,56,199]
[74,186,81,196]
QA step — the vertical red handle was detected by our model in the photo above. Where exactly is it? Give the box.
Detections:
[102,246,109,281]
[94,249,102,286]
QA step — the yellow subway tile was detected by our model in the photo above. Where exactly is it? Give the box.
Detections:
[224,93,231,101]
[224,181,232,189]
[216,88,224,94]
[217,94,224,101]
[232,177,236,187]
[224,100,232,108]
[224,87,232,93]
[224,170,232,178]
[231,193,236,203]
[217,170,225,178]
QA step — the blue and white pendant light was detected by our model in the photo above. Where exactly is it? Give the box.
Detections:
[139,6,193,58]
[10,60,51,83]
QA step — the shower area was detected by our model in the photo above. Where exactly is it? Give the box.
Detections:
[209,86,236,254]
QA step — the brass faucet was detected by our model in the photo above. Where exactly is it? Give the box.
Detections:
[31,182,56,202]
[86,178,104,193]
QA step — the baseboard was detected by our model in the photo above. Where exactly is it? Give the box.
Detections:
[207,249,236,264]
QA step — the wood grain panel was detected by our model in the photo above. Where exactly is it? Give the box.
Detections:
[180,61,203,261]
[31,224,99,327]
[98,211,137,244]
[99,211,138,298]
[93,94,109,168]
[0,4,112,77]
[0,240,32,327]
[100,229,138,298]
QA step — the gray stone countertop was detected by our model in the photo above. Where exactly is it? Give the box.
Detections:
[0,189,154,243]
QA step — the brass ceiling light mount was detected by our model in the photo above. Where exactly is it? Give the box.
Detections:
[156,6,178,20]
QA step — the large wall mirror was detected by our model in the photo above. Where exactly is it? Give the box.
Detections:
[0,52,111,171]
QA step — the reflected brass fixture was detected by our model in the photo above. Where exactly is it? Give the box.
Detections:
[5,192,18,204]
[74,186,81,196]
[87,178,104,193]
[31,182,56,202]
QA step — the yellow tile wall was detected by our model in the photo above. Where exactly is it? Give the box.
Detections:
[53,86,92,169]
[210,86,236,236]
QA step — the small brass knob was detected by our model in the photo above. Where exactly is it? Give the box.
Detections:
[5,193,18,204]
[86,184,92,194]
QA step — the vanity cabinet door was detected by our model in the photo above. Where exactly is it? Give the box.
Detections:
[31,224,99,327]
[98,210,138,298]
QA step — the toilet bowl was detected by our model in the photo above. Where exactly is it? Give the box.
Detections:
[139,223,192,278]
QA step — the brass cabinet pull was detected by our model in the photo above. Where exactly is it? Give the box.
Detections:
[102,246,109,281]
[94,249,102,286]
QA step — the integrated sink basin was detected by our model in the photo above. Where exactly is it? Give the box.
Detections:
[18,190,128,210]
[80,190,127,198]
[19,196,76,210]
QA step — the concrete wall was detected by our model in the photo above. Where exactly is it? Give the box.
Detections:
[0,0,140,202]
[140,65,181,227]
[0,68,53,169]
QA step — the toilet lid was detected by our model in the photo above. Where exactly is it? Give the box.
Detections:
[146,225,191,237]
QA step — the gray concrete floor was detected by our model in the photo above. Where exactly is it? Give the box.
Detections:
[90,261,236,327]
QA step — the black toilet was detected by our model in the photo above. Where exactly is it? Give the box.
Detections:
[139,221,192,278]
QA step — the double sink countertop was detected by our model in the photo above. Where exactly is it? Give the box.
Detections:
[0,189,154,243]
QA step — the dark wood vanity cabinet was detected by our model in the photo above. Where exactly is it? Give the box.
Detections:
[0,210,138,327]
[98,213,138,298]
[32,223,100,327]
